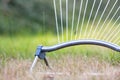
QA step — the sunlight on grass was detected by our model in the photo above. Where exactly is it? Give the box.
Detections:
[0,33,120,64]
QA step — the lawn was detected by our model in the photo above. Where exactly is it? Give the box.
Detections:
[0,56,120,80]
[0,33,120,80]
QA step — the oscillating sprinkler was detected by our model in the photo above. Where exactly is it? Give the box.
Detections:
[30,39,120,72]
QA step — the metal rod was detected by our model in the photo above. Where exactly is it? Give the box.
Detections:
[41,40,120,52]
[30,56,39,72]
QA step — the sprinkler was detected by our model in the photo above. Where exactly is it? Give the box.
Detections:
[30,39,120,71]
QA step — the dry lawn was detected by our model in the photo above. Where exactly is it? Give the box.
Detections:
[0,55,120,80]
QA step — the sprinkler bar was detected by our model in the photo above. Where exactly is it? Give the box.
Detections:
[31,40,120,72]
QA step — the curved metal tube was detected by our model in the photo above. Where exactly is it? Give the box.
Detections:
[31,40,120,71]
[42,40,120,52]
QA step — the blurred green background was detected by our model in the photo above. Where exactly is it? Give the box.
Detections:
[0,0,119,35]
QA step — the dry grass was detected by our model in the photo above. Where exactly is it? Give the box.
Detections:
[0,55,120,80]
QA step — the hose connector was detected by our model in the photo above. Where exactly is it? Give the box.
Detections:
[35,46,50,68]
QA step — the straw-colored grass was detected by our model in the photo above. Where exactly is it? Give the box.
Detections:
[0,55,120,80]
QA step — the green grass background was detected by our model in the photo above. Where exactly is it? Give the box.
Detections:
[0,33,120,65]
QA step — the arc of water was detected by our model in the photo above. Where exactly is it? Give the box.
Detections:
[75,0,83,40]
[60,0,64,42]
[71,0,76,40]
[118,41,120,45]
[102,16,120,40]
[116,41,120,45]
[114,37,120,44]
[66,0,68,41]
[84,0,96,38]
[113,30,120,44]
[92,0,111,38]
[87,0,103,38]
[79,0,89,39]
[97,6,120,39]
[95,0,118,39]
[53,0,60,43]
[106,23,120,42]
